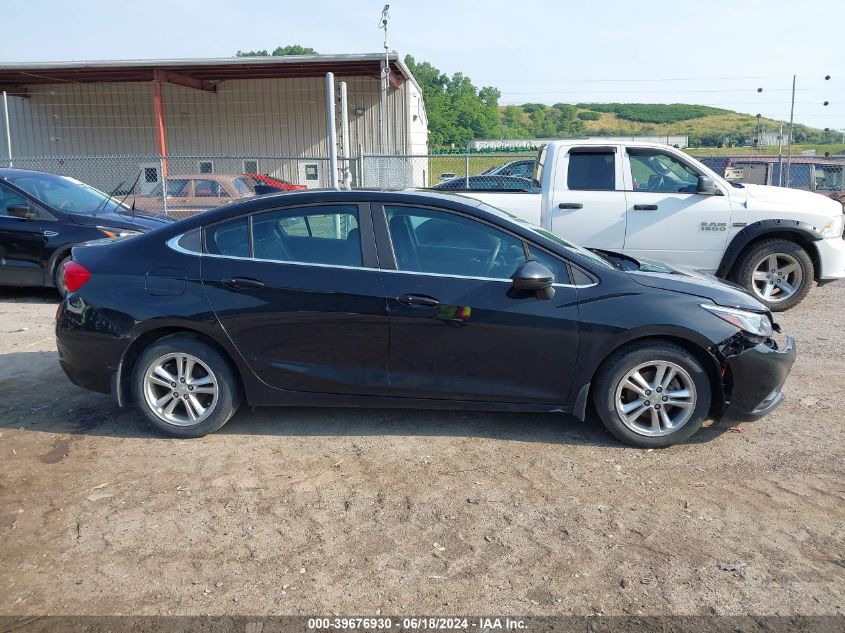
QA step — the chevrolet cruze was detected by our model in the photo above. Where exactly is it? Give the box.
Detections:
[55,190,795,447]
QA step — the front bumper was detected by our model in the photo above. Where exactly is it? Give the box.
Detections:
[816,237,845,280]
[720,334,796,422]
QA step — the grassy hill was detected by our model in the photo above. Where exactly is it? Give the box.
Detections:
[498,103,841,150]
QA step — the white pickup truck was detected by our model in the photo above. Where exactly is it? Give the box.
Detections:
[464,140,845,310]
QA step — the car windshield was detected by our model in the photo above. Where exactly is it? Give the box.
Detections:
[473,200,615,269]
[7,173,127,215]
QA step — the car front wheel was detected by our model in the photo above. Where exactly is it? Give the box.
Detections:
[131,335,241,438]
[593,341,712,448]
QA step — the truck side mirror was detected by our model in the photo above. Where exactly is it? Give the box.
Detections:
[512,260,555,300]
[6,204,36,220]
[697,175,721,195]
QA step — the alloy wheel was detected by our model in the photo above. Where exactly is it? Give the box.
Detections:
[614,360,697,437]
[142,353,219,426]
[751,253,803,303]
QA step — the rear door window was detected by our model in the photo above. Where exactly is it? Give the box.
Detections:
[205,217,249,258]
[251,205,362,267]
[567,150,616,191]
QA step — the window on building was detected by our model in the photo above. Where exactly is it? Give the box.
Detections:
[199,161,214,174]
[243,160,258,174]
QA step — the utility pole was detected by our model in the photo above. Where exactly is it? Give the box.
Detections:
[378,4,390,156]
[785,74,796,187]
[777,120,784,186]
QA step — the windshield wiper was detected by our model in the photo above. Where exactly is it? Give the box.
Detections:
[92,180,126,217]
[113,171,143,219]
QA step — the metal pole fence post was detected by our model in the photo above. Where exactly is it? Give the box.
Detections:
[325,73,339,189]
[465,154,470,188]
[358,146,364,188]
[2,91,12,167]
[339,82,351,189]
[160,157,168,215]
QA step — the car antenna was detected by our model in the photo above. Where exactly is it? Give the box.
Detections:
[92,180,126,217]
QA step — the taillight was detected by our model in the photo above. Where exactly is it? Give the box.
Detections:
[63,261,91,293]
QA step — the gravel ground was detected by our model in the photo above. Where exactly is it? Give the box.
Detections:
[0,283,842,616]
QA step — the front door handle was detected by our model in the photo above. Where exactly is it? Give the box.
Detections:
[398,293,440,307]
[222,277,265,289]
[558,202,583,210]
[633,204,658,211]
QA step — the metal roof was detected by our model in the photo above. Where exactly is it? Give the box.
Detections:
[0,52,419,90]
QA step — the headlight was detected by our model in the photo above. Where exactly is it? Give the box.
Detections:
[701,303,773,338]
[820,214,844,238]
[97,226,141,239]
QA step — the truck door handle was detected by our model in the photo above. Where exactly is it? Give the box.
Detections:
[398,293,440,307]
[633,204,658,211]
[222,277,265,289]
[558,202,583,209]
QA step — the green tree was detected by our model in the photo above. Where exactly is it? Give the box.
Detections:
[236,45,318,57]
[404,55,501,148]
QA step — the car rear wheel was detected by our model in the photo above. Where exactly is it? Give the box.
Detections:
[54,255,71,298]
[131,335,240,438]
[733,238,814,311]
[593,341,711,448]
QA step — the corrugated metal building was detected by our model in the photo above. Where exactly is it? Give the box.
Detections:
[0,53,428,190]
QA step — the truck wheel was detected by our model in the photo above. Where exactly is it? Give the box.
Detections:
[131,335,241,438]
[733,238,814,311]
[593,341,711,448]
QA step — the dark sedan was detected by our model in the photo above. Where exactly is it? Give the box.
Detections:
[56,190,795,447]
[0,169,172,295]
[431,175,539,192]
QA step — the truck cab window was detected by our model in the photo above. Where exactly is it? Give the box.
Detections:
[567,151,615,191]
[629,150,699,193]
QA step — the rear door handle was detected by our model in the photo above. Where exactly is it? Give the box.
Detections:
[633,204,658,211]
[558,202,583,209]
[398,293,440,307]
[222,277,265,289]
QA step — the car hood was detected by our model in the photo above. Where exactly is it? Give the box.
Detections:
[625,257,766,311]
[70,208,174,231]
[736,183,842,213]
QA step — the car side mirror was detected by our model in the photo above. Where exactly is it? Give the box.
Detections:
[512,260,555,299]
[7,204,36,220]
[697,175,721,195]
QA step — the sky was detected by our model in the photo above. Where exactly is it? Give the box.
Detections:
[1,0,843,130]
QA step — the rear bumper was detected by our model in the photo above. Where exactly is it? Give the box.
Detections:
[55,299,126,397]
[721,335,796,422]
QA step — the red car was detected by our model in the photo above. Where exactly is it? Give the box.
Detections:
[243,173,307,191]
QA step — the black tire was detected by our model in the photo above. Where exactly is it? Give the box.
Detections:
[53,255,71,298]
[732,238,814,312]
[131,334,241,438]
[592,340,712,448]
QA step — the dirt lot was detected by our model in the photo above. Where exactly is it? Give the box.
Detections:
[0,283,843,617]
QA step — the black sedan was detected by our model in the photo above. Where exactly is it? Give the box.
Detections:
[0,169,172,295]
[56,190,795,447]
[431,175,539,192]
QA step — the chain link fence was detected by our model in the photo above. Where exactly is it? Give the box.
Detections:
[699,155,845,203]
[2,151,842,218]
